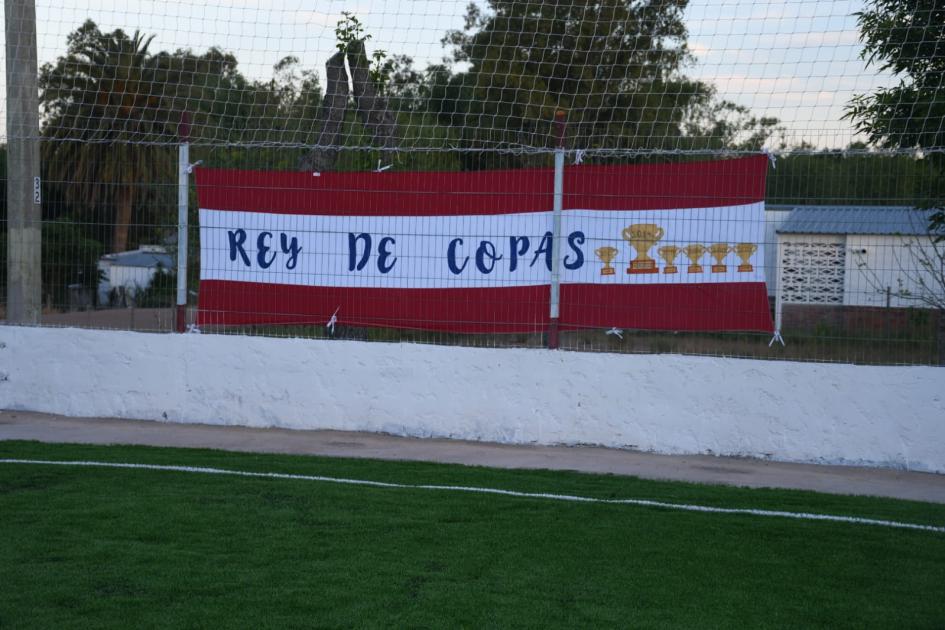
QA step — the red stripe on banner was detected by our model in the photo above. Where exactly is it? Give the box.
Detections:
[560,283,773,333]
[564,155,768,210]
[195,155,767,216]
[195,167,555,216]
[196,281,551,334]
[197,281,773,334]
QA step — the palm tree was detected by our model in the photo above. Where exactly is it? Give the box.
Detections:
[40,20,175,252]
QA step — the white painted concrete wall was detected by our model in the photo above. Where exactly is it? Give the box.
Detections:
[1,326,943,472]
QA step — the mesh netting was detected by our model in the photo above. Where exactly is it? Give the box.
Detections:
[2,0,944,365]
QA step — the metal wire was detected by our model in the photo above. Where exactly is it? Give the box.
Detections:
[1,0,942,365]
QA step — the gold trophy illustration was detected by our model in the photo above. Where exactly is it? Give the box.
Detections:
[657,245,681,274]
[734,242,758,272]
[684,243,706,273]
[595,246,618,276]
[622,223,664,274]
[709,243,732,273]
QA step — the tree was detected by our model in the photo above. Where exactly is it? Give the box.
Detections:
[846,0,945,239]
[40,21,328,251]
[681,96,785,152]
[768,143,944,206]
[40,20,177,252]
[442,0,711,168]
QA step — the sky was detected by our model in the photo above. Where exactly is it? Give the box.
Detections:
[1,0,893,149]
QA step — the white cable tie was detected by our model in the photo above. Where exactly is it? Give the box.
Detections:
[762,149,777,169]
[185,324,201,334]
[605,327,623,340]
[312,172,321,177]
[186,160,203,174]
[326,306,340,335]
[768,330,785,347]
[574,149,586,165]
[375,160,391,173]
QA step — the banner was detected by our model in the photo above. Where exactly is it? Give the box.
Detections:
[196,155,773,333]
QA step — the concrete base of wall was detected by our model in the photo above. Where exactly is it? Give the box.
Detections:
[2,326,943,472]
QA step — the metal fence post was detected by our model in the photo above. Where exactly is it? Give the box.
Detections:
[4,0,42,324]
[176,112,190,333]
[548,110,566,349]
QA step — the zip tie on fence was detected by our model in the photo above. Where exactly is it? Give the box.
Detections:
[326,306,340,335]
[762,149,777,169]
[186,324,201,334]
[606,327,623,340]
[186,160,203,174]
[768,330,785,347]
[375,160,391,173]
[574,149,586,165]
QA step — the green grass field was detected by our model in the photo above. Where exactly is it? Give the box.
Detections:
[1,440,943,628]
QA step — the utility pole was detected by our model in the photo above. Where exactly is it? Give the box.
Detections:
[5,0,42,323]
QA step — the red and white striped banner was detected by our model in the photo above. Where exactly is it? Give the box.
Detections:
[195,155,773,333]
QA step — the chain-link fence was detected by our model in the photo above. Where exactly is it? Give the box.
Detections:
[3,0,943,365]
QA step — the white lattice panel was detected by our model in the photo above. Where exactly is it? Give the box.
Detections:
[780,239,846,304]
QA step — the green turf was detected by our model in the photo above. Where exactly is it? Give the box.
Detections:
[1,440,943,629]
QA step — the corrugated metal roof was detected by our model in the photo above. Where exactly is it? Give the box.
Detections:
[101,248,174,269]
[776,206,937,236]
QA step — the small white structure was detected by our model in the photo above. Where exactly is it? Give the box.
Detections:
[762,205,795,296]
[98,245,174,306]
[773,206,943,332]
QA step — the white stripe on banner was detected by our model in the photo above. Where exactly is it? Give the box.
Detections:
[1,459,941,533]
[199,202,766,289]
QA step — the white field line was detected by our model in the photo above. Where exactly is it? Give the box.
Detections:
[2,458,943,534]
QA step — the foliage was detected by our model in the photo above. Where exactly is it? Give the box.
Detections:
[132,263,176,308]
[43,220,105,308]
[378,54,428,109]
[0,219,104,310]
[846,0,945,152]
[846,0,945,239]
[334,11,370,54]
[768,146,945,206]
[334,12,389,91]
[39,20,176,253]
[441,0,712,168]
[36,12,787,187]
[682,96,785,152]
[39,20,326,254]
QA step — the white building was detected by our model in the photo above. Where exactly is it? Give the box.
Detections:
[97,245,174,306]
[773,206,943,332]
